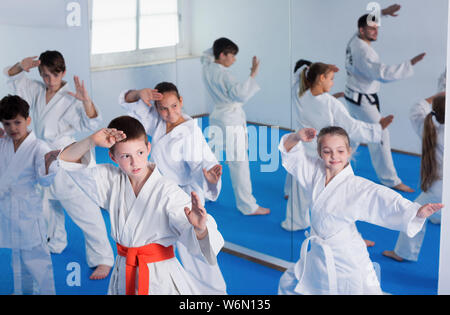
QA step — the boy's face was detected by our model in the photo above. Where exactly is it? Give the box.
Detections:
[319,134,351,173]
[155,92,184,125]
[39,65,66,92]
[359,25,378,42]
[109,137,151,180]
[1,114,31,142]
[218,52,236,67]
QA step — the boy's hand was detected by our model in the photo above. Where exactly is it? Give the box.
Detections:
[250,56,260,78]
[184,191,208,240]
[68,76,92,103]
[332,92,345,99]
[0,127,5,138]
[203,164,222,185]
[381,4,401,17]
[44,150,61,175]
[139,88,163,107]
[298,128,317,142]
[90,128,127,148]
[411,53,426,66]
[20,56,40,72]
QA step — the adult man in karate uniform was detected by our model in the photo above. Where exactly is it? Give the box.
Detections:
[344,4,425,192]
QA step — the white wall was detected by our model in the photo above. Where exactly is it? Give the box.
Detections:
[291,0,448,154]
[0,0,92,109]
[190,0,293,129]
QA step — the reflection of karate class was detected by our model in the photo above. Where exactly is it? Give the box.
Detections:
[0,0,449,296]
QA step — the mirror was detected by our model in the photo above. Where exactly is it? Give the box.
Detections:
[1,0,449,296]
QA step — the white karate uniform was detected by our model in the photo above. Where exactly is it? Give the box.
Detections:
[344,33,414,187]
[438,68,446,92]
[59,154,225,295]
[283,68,383,231]
[119,92,227,294]
[4,68,114,268]
[201,48,260,214]
[393,99,444,261]
[277,135,425,295]
[0,131,57,294]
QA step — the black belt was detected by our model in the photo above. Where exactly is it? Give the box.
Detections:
[345,90,380,112]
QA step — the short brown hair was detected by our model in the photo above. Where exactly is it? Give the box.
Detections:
[0,95,30,121]
[107,116,148,153]
[39,50,66,75]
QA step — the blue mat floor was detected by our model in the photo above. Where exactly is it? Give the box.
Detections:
[0,119,440,295]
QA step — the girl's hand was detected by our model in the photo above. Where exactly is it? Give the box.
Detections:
[203,164,223,185]
[89,128,126,148]
[416,203,444,219]
[298,128,317,142]
[20,56,40,72]
[139,88,163,107]
[184,191,208,239]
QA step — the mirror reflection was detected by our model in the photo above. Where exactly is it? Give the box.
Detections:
[0,0,448,296]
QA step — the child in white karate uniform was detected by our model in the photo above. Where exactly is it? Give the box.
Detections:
[278,126,442,294]
[58,116,224,295]
[201,37,269,215]
[119,82,227,294]
[383,92,445,262]
[4,51,114,279]
[0,95,59,294]
[282,61,393,234]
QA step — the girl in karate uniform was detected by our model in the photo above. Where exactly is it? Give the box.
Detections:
[282,61,393,234]
[4,51,114,279]
[278,126,442,295]
[0,95,59,294]
[383,92,445,262]
[119,82,227,294]
[58,116,224,295]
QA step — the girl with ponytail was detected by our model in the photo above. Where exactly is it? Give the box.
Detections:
[383,92,445,262]
[282,59,393,236]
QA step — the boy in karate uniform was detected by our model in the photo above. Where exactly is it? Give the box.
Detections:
[344,4,425,193]
[201,37,269,215]
[0,95,59,294]
[58,116,225,295]
[4,51,114,279]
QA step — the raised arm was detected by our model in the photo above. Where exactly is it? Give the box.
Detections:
[68,76,98,119]
[60,128,126,163]
[7,56,41,76]
[283,128,316,152]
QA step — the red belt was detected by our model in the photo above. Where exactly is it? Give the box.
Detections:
[116,243,175,295]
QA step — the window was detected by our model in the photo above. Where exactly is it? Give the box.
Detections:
[90,0,189,69]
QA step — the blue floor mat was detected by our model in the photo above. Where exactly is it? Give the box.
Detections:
[0,119,439,295]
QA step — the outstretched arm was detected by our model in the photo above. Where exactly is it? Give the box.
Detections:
[416,203,444,219]
[60,128,126,163]
[381,4,401,17]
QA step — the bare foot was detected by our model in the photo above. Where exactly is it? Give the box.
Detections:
[247,206,270,216]
[392,183,415,193]
[364,239,375,247]
[284,195,289,200]
[382,250,404,262]
[89,265,112,280]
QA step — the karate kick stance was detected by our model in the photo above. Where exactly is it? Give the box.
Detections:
[344,4,425,193]
[201,37,269,215]
[58,116,224,295]
[0,95,59,294]
[119,82,227,294]
[383,92,445,262]
[282,61,392,233]
[277,126,442,294]
[4,51,114,279]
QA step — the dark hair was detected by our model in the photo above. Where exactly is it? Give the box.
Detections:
[316,126,351,156]
[213,37,239,60]
[299,62,335,97]
[107,116,148,153]
[294,59,312,73]
[421,95,445,192]
[0,94,30,121]
[154,82,181,107]
[358,14,379,29]
[39,50,66,75]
